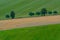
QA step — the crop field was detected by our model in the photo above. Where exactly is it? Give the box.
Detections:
[0,24,60,40]
[0,0,60,19]
[0,0,60,40]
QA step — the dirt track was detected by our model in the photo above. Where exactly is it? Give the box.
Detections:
[0,15,60,30]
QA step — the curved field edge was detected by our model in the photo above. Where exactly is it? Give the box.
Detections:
[0,24,60,40]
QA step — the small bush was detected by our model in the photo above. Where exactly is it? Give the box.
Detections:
[29,12,34,16]
[6,15,10,18]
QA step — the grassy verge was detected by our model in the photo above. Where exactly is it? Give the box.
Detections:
[0,24,60,40]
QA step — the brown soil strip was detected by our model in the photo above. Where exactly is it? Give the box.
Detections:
[0,15,60,30]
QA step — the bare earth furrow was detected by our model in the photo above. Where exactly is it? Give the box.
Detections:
[0,15,60,30]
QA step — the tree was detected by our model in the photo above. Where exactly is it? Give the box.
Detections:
[41,8,47,16]
[10,11,15,19]
[53,11,58,15]
[29,12,34,16]
[6,15,10,18]
[48,11,52,15]
[36,12,40,16]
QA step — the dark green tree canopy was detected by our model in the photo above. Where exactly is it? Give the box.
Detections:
[48,11,52,14]
[29,12,34,16]
[41,8,47,16]
[6,15,10,18]
[10,11,15,19]
[36,12,40,16]
[53,11,58,15]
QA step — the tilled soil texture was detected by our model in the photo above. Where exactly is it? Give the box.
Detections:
[0,15,60,30]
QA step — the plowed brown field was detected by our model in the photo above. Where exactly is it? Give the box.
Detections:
[0,15,60,30]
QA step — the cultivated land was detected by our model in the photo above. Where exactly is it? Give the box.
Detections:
[0,0,60,40]
[0,24,60,40]
[0,0,60,19]
[0,15,60,30]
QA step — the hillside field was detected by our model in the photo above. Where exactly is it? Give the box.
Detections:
[0,0,60,40]
[0,24,60,40]
[0,0,60,19]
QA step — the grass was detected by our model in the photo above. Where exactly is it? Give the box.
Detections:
[0,24,60,40]
[0,0,60,20]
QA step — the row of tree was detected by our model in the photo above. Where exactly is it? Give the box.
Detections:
[6,8,58,19]
[6,11,15,19]
[29,8,58,16]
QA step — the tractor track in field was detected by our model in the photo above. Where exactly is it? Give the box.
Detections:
[0,15,60,30]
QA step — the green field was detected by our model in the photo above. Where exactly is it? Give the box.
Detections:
[0,0,60,19]
[0,24,60,40]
